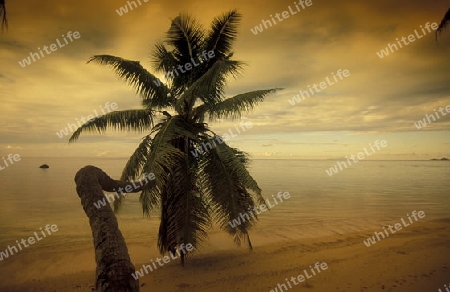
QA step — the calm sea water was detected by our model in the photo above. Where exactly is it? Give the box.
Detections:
[0,157,449,282]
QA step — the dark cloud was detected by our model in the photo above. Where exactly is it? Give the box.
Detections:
[0,0,449,158]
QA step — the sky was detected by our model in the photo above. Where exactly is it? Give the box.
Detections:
[0,0,449,160]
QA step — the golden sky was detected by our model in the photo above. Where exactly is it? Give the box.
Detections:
[1,0,449,160]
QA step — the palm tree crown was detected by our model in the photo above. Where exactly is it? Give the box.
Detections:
[69,10,281,265]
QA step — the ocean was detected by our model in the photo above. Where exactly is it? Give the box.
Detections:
[0,157,449,283]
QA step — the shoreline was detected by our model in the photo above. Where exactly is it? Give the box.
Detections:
[1,217,448,292]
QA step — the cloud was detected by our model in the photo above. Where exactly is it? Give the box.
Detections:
[0,0,449,159]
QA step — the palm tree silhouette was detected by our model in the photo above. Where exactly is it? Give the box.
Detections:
[0,0,7,31]
[69,10,281,265]
[436,8,450,40]
[75,166,147,291]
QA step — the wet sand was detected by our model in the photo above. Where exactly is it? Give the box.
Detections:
[1,218,448,292]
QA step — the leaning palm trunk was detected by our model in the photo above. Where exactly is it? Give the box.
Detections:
[75,165,153,292]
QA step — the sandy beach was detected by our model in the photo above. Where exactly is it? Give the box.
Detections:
[2,0,450,291]
[2,217,448,292]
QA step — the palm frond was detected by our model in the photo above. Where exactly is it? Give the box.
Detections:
[198,142,263,249]
[111,134,154,211]
[68,109,154,143]
[158,157,211,255]
[138,116,200,215]
[203,10,241,58]
[436,8,450,40]
[164,14,208,93]
[120,134,152,181]
[218,145,264,204]
[194,88,282,121]
[0,0,7,31]
[151,41,195,97]
[152,42,179,76]
[167,14,205,64]
[69,10,277,263]
[88,55,173,108]
[175,57,244,113]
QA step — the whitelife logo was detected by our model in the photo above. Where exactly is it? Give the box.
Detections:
[288,69,350,106]
[18,31,81,68]
[414,105,450,129]
[55,102,118,139]
[0,224,59,261]
[376,22,439,58]
[438,282,450,292]
[228,192,290,228]
[269,261,328,292]
[325,140,388,176]
[93,172,155,209]
[0,154,21,171]
[153,50,215,87]
[131,243,194,280]
[115,0,149,16]
[250,0,313,35]
[363,211,425,247]
[190,120,253,158]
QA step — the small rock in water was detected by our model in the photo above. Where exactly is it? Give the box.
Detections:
[39,164,49,168]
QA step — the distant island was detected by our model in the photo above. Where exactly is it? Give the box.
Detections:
[430,158,449,161]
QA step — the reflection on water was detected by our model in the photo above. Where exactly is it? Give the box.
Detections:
[0,158,449,281]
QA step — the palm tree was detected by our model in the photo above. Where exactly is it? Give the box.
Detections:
[436,8,450,40]
[69,10,281,265]
[75,165,149,291]
[0,0,7,31]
